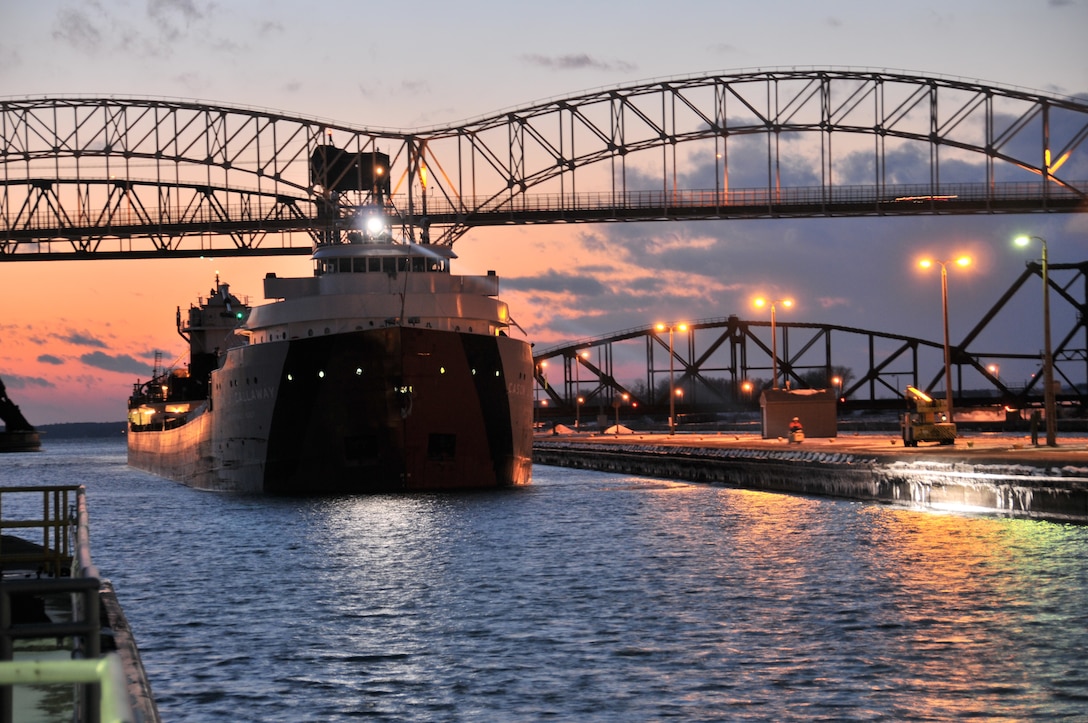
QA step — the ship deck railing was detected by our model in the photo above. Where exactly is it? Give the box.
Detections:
[0,485,157,723]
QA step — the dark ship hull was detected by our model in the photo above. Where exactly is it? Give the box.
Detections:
[0,375,41,452]
[0,430,41,453]
[129,326,533,493]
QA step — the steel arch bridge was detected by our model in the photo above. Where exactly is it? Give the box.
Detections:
[2,68,1087,259]
[531,261,1088,418]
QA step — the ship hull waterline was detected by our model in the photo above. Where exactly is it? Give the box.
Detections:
[128,326,533,494]
[0,430,41,453]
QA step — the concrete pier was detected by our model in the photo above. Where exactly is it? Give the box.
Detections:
[533,432,1088,522]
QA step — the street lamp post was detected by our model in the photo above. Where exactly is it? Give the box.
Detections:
[573,350,589,428]
[613,392,629,434]
[754,298,792,389]
[1014,235,1056,446]
[919,256,970,429]
[534,360,548,429]
[655,322,688,435]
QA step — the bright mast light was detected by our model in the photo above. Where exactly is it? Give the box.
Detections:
[365,214,385,236]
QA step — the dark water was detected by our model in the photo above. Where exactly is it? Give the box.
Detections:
[4,439,1088,721]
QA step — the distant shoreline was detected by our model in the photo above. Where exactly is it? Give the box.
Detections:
[16,422,126,439]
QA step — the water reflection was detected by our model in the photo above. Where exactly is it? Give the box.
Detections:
[8,442,1087,721]
[860,509,1088,718]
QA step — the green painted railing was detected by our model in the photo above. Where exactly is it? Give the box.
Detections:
[0,656,133,723]
[0,485,152,723]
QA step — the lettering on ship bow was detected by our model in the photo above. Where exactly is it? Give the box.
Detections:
[227,385,276,404]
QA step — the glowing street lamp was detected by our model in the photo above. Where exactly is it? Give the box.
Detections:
[741,380,753,405]
[753,297,793,389]
[918,255,970,428]
[1014,235,1056,446]
[612,392,629,434]
[655,322,688,435]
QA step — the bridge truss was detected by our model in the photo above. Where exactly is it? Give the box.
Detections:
[532,261,1088,418]
[2,69,1087,259]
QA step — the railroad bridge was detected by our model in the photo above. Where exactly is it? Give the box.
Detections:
[2,69,1086,412]
[531,262,1087,420]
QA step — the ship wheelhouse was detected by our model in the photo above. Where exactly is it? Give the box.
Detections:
[313,241,452,276]
[246,238,512,345]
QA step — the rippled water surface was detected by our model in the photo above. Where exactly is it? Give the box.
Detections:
[5,439,1088,721]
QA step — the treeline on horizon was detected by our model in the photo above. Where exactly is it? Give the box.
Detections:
[29,422,126,439]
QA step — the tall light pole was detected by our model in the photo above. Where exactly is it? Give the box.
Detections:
[613,392,629,434]
[1014,235,1056,446]
[535,360,548,430]
[655,322,688,435]
[754,298,792,389]
[573,350,589,428]
[919,256,970,428]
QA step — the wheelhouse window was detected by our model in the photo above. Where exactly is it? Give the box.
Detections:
[316,254,449,275]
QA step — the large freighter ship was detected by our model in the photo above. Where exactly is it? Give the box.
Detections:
[127,165,533,492]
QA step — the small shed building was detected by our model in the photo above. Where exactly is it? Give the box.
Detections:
[760,388,838,438]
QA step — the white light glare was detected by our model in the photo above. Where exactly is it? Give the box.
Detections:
[366,215,385,236]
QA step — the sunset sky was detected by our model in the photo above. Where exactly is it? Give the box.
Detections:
[2,0,1087,425]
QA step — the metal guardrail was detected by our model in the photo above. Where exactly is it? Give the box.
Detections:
[0,656,131,722]
[0,485,139,723]
[4,180,1085,234]
[0,485,77,577]
[0,577,106,723]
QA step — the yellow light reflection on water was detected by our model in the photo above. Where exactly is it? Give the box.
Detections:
[621,479,1079,718]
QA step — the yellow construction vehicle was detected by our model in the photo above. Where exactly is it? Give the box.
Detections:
[901,386,956,446]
